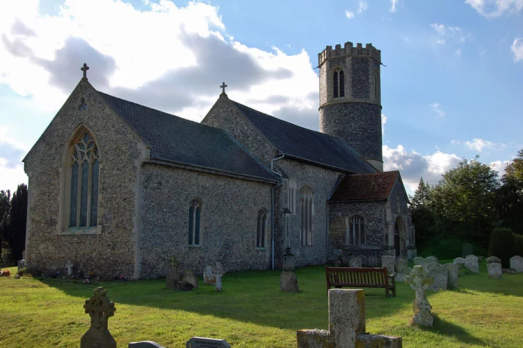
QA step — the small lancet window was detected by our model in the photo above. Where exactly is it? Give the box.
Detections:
[68,131,99,228]
[78,97,88,111]
[333,69,345,99]
[346,215,365,246]
[188,200,202,246]
[300,187,314,246]
[374,71,380,102]
[256,209,267,248]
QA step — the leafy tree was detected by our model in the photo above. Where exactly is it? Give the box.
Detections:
[504,149,523,181]
[496,149,523,234]
[0,184,28,265]
[410,178,439,249]
[0,190,11,265]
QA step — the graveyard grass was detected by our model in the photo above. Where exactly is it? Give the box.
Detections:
[1,263,522,347]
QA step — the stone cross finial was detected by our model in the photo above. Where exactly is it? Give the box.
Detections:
[81,63,90,79]
[81,287,116,348]
[405,265,434,327]
[220,82,227,94]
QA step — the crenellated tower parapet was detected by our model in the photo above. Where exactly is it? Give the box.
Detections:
[318,41,383,172]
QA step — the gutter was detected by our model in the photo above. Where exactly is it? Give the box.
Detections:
[270,153,285,270]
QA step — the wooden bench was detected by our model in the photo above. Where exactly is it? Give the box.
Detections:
[325,266,396,298]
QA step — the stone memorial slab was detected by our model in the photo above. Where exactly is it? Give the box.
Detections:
[465,255,479,273]
[406,266,434,327]
[487,262,502,279]
[486,256,501,264]
[349,257,362,268]
[203,265,215,284]
[181,269,198,289]
[425,263,448,291]
[453,257,466,270]
[445,263,459,288]
[381,255,396,275]
[17,259,26,271]
[394,259,411,282]
[462,243,473,257]
[129,341,166,348]
[510,255,523,273]
[166,257,179,290]
[414,256,438,270]
[81,287,116,348]
[297,289,402,348]
[280,271,299,292]
[186,337,231,348]
[214,262,225,292]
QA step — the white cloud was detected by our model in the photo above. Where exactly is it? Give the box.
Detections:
[430,103,445,117]
[464,138,506,152]
[512,38,523,61]
[345,11,355,19]
[381,113,387,136]
[490,160,510,177]
[383,145,461,192]
[390,0,399,12]
[430,23,468,45]
[358,1,368,13]
[465,0,523,17]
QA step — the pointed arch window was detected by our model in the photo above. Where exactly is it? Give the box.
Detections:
[333,69,345,99]
[300,187,314,246]
[188,199,202,246]
[66,130,99,229]
[374,70,380,102]
[346,215,365,246]
[256,209,267,248]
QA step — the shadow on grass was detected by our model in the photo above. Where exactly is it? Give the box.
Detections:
[36,266,415,331]
[429,315,487,346]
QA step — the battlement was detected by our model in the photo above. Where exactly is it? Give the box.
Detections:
[318,42,381,67]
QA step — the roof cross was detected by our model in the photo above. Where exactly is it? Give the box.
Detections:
[81,63,89,80]
[220,82,227,94]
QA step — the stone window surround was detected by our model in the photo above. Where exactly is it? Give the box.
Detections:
[345,214,366,246]
[332,67,346,99]
[256,208,268,249]
[188,198,202,247]
[59,124,101,235]
[300,186,314,247]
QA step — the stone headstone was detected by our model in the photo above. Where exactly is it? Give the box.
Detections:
[296,289,402,348]
[453,257,466,271]
[166,257,179,290]
[129,341,166,348]
[66,260,74,276]
[414,256,438,270]
[487,262,502,279]
[186,337,231,348]
[462,243,473,257]
[349,257,362,268]
[280,271,299,292]
[510,255,523,273]
[81,287,116,348]
[181,269,198,289]
[283,247,296,271]
[17,259,26,271]
[214,262,225,292]
[445,263,459,288]
[487,256,501,264]
[381,255,396,275]
[203,265,215,284]
[425,263,448,291]
[394,259,411,282]
[465,255,479,273]
[406,266,434,327]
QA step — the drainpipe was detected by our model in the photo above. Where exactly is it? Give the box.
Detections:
[270,153,285,270]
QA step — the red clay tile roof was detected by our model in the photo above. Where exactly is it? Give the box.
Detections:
[329,171,400,202]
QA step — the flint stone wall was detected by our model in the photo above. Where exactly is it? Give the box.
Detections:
[24,81,143,279]
[140,163,273,278]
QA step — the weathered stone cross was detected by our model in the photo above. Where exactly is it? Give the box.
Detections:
[220,82,227,94]
[81,63,90,79]
[66,260,74,276]
[81,287,116,348]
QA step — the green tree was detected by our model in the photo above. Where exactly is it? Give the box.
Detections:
[0,190,11,265]
[410,178,439,249]
[496,149,523,234]
[0,184,28,265]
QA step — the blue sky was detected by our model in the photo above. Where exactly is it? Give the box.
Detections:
[1,0,522,194]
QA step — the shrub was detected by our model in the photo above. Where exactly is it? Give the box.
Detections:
[514,234,523,257]
[17,267,31,277]
[489,228,516,268]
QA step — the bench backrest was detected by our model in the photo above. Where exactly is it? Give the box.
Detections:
[326,267,390,287]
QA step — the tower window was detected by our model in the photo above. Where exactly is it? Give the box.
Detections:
[333,69,345,99]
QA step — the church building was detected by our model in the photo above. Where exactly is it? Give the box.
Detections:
[23,42,416,279]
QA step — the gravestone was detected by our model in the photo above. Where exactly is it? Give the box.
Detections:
[486,256,502,279]
[453,257,466,271]
[296,289,402,348]
[66,260,74,276]
[381,255,396,275]
[129,341,166,348]
[214,262,225,292]
[186,337,230,348]
[17,259,26,271]
[406,266,434,327]
[203,265,215,284]
[445,263,459,288]
[510,255,523,273]
[349,257,362,268]
[280,248,299,292]
[465,255,479,273]
[81,287,116,348]
[414,256,438,270]
[181,269,198,289]
[462,243,473,257]
[425,263,448,291]
[394,259,411,282]
[166,257,179,290]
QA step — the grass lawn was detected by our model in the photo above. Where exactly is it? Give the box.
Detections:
[1,263,522,347]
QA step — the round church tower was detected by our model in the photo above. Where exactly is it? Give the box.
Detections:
[318,42,383,172]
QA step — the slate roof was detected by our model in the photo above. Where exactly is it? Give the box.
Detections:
[98,92,277,182]
[231,101,376,174]
[329,171,400,202]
